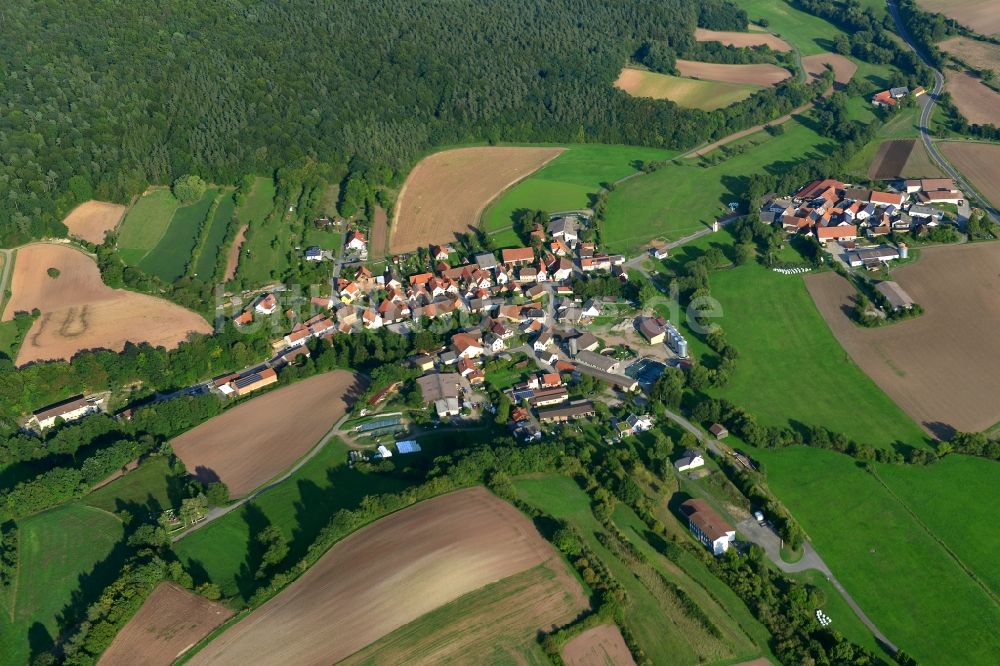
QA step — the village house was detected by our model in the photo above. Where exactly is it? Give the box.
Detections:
[674,448,705,472]
[548,216,578,244]
[876,281,916,311]
[638,317,666,344]
[29,395,100,430]
[254,293,278,315]
[709,423,729,439]
[575,349,619,374]
[233,310,253,327]
[452,332,484,359]
[537,400,595,423]
[681,498,736,556]
[346,231,368,252]
[230,367,278,397]
[416,372,463,418]
[501,247,535,267]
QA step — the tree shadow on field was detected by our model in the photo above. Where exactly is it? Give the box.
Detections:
[234,504,273,602]
[923,421,956,442]
[719,174,749,210]
[27,622,54,663]
[52,539,130,648]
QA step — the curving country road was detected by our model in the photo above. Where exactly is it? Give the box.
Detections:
[886,0,1000,223]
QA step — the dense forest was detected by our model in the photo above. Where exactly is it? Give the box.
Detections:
[2,0,768,245]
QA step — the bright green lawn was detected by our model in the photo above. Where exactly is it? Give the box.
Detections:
[844,103,924,179]
[876,456,1000,597]
[0,316,32,363]
[236,178,292,287]
[733,0,845,55]
[173,438,411,602]
[514,475,771,665]
[194,189,237,279]
[482,144,674,235]
[84,456,179,516]
[137,188,219,282]
[603,117,835,253]
[754,447,1000,666]
[0,504,124,665]
[697,261,928,449]
[117,188,180,263]
[235,177,276,227]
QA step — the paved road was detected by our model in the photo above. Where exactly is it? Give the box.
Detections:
[886,0,1000,224]
[737,518,899,653]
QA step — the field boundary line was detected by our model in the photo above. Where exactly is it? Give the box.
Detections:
[868,467,1000,608]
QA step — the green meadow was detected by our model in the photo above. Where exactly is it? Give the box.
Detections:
[137,188,219,282]
[754,447,1000,666]
[194,189,238,279]
[117,188,180,265]
[514,475,773,666]
[0,504,125,665]
[482,143,674,242]
[733,0,845,55]
[603,116,835,253]
[173,438,411,601]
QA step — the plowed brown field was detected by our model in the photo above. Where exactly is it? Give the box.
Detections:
[3,244,210,366]
[945,70,1000,126]
[98,583,232,666]
[939,141,1000,207]
[939,37,1000,73]
[63,201,127,244]
[801,53,857,89]
[694,28,791,51]
[391,146,564,254]
[805,244,1000,436]
[917,0,1000,36]
[563,624,636,666]
[171,370,364,496]
[189,487,568,665]
[675,60,790,86]
[370,206,389,260]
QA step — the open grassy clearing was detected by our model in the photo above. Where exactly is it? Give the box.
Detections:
[341,562,581,665]
[0,504,125,665]
[482,144,674,235]
[189,488,574,665]
[753,446,1000,666]
[194,190,237,279]
[514,475,771,666]
[676,259,929,448]
[732,0,844,55]
[172,437,412,601]
[84,456,178,515]
[392,146,564,254]
[805,244,1000,435]
[117,189,180,265]
[98,582,233,666]
[843,103,923,178]
[137,188,219,282]
[603,116,835,253]
[614,68,761,111]
[235,178,292,287]
[172,371,364,498]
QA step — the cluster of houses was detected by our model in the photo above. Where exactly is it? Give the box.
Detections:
[870,85,924,108]
[761,177,963,246]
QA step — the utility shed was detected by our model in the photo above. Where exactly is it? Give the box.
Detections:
[876,281,915,310]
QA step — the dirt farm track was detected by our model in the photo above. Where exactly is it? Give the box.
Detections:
[172,371,364,497]
[805,242,1000,436]
[189,487,576,665]
[2,243,210,366]
[97,583,232,666]
[390,146,564,254]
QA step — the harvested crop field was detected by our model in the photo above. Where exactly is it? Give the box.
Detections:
[945,70,1000,126]
[369,205,388,260]
[694,28,790,51]
[172,371,365,496]
[342,561,587,665]
[868,139,915,179]
[801,53,857,89]
[62,200,127,244]
[939,141,1000,207]
[189,487,570,665]
[805,245,1000,436]
[391,146,563,254]
[98,583,233,666]
[223,224,248,281]
[939,37,1000,73]
[3,244,210,366]
[562,624,636,666]
[675,59,790,87]
[614,68,760,111]
[917,0,1000,36]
